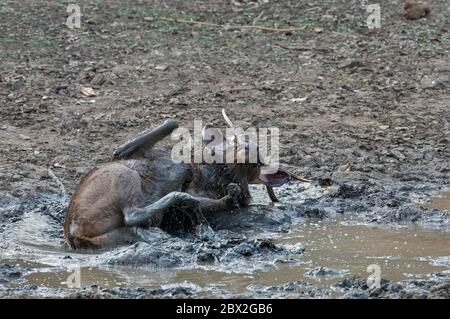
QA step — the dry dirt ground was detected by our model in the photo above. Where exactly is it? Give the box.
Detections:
[0,0,448,196]
[0,0,449,299]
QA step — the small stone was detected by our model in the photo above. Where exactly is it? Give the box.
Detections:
[18,134,31,140]
[90,74,107,86]
[314,27,323,33]
[390,149,406,160]
[197,252,216,263]
[420,75,448,90]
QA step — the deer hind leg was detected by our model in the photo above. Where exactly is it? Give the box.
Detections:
[113,119,178,159]
[69,227,138,250]
[89,226,176,247]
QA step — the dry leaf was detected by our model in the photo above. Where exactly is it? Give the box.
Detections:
[290,96,308,103]
[219,84,233,93]
[154,65,169,71]
[81,87,98,97]
[403,2,431,20]
[338,163,352,172]
[94,113,105,120]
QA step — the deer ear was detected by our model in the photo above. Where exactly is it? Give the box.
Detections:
[202,125,225,151]
[258,169,290,187]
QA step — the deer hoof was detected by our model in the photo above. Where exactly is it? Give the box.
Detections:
[227,183,241,198]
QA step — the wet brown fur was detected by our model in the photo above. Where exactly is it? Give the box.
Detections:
[64,151,261,249]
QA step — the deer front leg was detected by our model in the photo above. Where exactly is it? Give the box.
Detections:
[123,184,241,227]
[123,192,199,227]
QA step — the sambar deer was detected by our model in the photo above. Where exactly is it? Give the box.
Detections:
[64,111,298,249]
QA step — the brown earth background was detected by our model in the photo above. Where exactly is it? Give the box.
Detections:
[0,0,449,198]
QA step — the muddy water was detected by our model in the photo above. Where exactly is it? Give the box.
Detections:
[2,186,450,297]
[4,215,450,296]
[423,192,450,212]
[277,216,450,283]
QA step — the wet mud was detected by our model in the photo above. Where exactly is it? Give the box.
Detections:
[1,180,449,299]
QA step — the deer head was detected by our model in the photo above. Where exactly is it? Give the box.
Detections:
[202,109,293,202]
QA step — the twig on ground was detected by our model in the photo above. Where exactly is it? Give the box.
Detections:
[48,168,67,196]
[253,11,265,26]
[289,172,312,183]
[273,42,330,53]
[303,6,321,13]
[152,17,302,33]
[273,42,312,51]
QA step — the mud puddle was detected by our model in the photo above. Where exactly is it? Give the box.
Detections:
[276,216,450,283]
[2,184,450,298]
[3,214,450,297]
